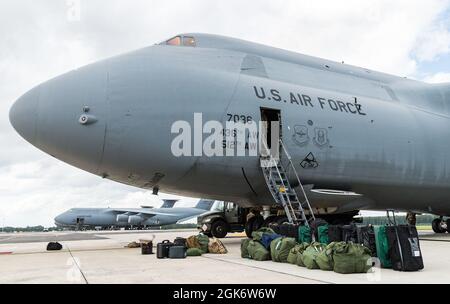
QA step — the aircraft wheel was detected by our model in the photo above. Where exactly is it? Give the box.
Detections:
[245,215,264,238]
[211,220,228,238]
[432,218,446,233]
[446,219,450,234]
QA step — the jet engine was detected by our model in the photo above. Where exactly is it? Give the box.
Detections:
[116,214,129,223]
[128,215,144,225]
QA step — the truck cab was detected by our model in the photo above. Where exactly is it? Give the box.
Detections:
[197,202,249,238]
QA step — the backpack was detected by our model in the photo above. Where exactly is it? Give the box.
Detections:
[332,242,372,274]
[270,237,297,263]
[357,225,377,257]
[241,238,251,258]
[341,224,358,243]
[208,238,228,254]
[247,240,270,261]
[303,242,326,269]
[328,225,343,242]
[47,242,62,251]
[251,227,276,242]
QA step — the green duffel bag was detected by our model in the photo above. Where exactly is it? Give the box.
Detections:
[241,238,251,258]
[374,225,392,268]
[287,244,303,264]
[270,237,297,263]
[251,227,276,241]
[197,234,210,253]
[316,242,338,271]
[294,242,310,267]
[298,225,312,243]
[333,242,372,274]
[302,242,326,269]
[247,240,270,261]
[318,225,329,244]
[186,248,203,256]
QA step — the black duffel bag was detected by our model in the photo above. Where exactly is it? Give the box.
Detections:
[47,242,62,251]
[328,225,343,242]
[386,225,424,271]
[341,224,358,243]
[357,225,377,257]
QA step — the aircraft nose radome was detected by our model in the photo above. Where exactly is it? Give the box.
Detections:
[9,86,40,145]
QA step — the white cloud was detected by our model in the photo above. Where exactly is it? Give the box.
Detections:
[0,0,449,226]
[424,72,450,83]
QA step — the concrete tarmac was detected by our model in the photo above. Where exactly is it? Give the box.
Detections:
[0,229,448,284]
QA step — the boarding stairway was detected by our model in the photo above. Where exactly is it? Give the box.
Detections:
[260,139,316,226]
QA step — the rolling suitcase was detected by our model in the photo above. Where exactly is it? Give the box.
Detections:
[328,225,342,242]
[341,224,358,243]
[386,225,423,271]
[357,225,377,257]
[157,240,174,259]
[169,245,187,259]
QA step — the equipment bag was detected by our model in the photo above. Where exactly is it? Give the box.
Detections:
[357,225,377,257]
[295,243,310,267]
[374,225,392,268]
[386,225,424,272]
[241,238,251,258]
[157,240,174,259]
[47,242,62,251]
[270,237,297,263]
[298,225,312,243]
[341,224,358,243]
[332,242,372,274]
[275,223,299,239]
[169,245,187,259]
[261,233,282,249]
[287,244,303,265]
[328,225,343,242]
[174,237,187,248]
[208,238,228,254]
[251,227,276,242]
[186,235,201,249]
[302,242,326,269]
[316,242,338,271]
[186,248,203,256]
[197,234,210,253]
[247,240,270,261]
[318,225,329,244]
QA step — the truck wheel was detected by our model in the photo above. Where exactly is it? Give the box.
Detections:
[211,220,228,238]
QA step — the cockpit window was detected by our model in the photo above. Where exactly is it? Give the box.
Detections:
[166,36,181,46]
[163,35,196,47]
[183,36,196,47]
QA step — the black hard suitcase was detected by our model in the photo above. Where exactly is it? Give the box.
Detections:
[169,245,187,259]
[328,225,343,242]
[386,225,424,271]
[157,240,174,259]
[357,225,377,257]
[341,224,358,243]
[141,241,153,255]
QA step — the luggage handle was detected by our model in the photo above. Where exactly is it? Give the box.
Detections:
[386,209,397,226]
[162,240,170,244]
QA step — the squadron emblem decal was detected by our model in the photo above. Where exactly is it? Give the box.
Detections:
[313,128,329,148]
[300,152,319,169]
[292,125,310,147]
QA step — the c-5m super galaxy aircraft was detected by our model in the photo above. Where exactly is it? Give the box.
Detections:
[54,199,215,230]
[9,33,450,235]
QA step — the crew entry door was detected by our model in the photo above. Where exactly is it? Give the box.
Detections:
[260,108,282,157]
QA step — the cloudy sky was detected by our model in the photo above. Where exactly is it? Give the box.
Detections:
[1,1,450,227]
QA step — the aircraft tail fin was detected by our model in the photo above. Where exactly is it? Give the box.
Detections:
[161,199,178,208]
[195,199,215,211]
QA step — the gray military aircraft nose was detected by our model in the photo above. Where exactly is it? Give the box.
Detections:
[9,85,40,145]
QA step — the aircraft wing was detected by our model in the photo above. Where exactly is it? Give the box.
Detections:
[108,208,180,217]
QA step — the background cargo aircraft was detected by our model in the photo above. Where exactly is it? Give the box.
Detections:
[9,33,450,235]
[54,199,215,229]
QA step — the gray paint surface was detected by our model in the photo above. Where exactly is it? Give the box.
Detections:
[9,33,450,216]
